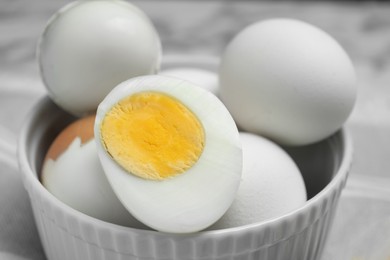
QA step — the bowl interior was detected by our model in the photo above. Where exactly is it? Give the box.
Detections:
[26,97,342,202]
[24,98,76,181]
[19,94,349,260]
[284,136,341,200]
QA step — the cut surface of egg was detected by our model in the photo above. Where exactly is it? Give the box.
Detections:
[209,132,307,230]
[219,18,357,146]
[94,75,243,233]
[42,115,148,228]
[38,0,162,116]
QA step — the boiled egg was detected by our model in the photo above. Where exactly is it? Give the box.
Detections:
[38,0,162,116]
[219,18,357,146]
[209,132,307,230]
[41,115,148,228]
[160,67,219,95]
[94,75,243,233]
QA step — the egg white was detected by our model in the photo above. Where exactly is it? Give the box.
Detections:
[208,132,307,230]
[42,137,148,228]
[219,18,356,145]
[94,75,242,233]
[38,0,162,116]
[160,67,219,95]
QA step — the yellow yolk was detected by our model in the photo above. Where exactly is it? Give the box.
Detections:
[100,91,205,181]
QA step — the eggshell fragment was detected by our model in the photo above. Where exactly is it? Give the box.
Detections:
[41,115,148,228]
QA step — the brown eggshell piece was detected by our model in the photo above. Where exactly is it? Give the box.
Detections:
[44,114,96,162]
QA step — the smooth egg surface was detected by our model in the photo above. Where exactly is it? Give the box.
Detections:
[160,67,219,95]
[95,75,243,233]
[38,0,162,116]
[209,132,307,230]
[219,18,357,146]
[42,115,148,228]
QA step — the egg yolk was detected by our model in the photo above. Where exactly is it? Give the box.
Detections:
[100,91,205,181]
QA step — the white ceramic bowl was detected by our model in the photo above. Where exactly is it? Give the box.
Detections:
[18,56,352,260]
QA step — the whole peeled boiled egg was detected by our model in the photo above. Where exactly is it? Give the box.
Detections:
[94,75,243,233]
[38,0,162,116]
[41,115,148,228]
[160,67,219,95]
[209,132,307,230]
[219,18,357,146]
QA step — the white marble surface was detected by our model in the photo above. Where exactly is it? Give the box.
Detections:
[1,1,390,259]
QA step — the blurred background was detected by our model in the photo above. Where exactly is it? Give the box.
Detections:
[1,1,390,259]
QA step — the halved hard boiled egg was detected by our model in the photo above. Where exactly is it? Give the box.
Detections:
[94,75,243,233]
